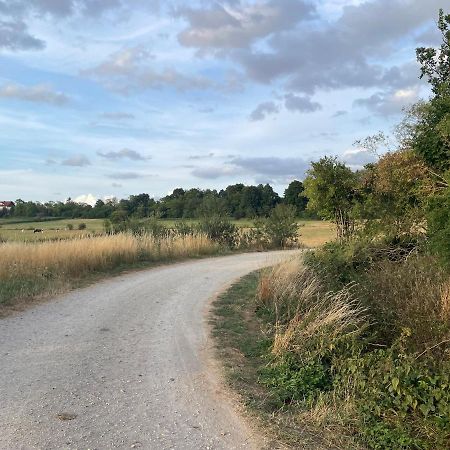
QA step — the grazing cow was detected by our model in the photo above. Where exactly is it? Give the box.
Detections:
[33,228,43,233]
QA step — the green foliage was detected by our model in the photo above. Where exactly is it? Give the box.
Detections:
[197,215,238,248]
[78,223,86,230]
[416,9,450,96]
[254,204,299,248]
[335,333,450,450]
[173,221,195,236]
[410,96,450,172]
[413,9,450,171]
[260,355,331,407]
[304,156,358,241]
[66,223,74,230]
[356,150,435,240]
[427,178,450,266]
[284,180,308,215]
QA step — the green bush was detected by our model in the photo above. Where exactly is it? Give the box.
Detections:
[427,182,450,267]
[78,223,86,230]
[174,221,195,236]
[259,204,299,248]
[334,333,450,450]
[197,215,238,248]
[260,355,332,407]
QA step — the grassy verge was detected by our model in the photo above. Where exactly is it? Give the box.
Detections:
[211,252,450,450]
[210,272,353,450]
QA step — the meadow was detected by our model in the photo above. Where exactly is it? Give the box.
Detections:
[0,217,335,247]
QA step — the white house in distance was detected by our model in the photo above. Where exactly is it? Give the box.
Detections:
[0,201,14,215]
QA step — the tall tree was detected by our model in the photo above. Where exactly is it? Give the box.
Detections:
[413,9,450,171]
[303,157,358,241]
[284,180,307,215]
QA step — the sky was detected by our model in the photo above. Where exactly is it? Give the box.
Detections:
[0,0,446,204]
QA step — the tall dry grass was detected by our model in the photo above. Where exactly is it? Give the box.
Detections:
[0,232,219,307]
[257,258,365,359]
[358,255,450,352]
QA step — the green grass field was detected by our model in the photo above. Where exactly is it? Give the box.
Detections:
[0,217,335,247]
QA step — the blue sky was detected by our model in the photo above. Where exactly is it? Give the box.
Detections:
[0,0,446,204]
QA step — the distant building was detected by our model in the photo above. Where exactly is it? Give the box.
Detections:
[0,201,14,215]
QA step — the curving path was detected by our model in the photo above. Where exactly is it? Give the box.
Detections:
[0,251,296,450]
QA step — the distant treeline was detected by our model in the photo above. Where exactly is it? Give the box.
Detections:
[5,181,314,220]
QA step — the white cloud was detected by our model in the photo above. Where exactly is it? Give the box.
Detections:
[0,83,69,105]
[74,193,97,206]
[354,87,420,115]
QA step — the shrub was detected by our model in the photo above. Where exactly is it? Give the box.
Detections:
[427,182,450,267]
[334,332,450,450]
[174,221,195,236]
[78,223,86,230]
[305,235,426,290]
[260,355,332,407]
[66,223,74,230]
[259,204,299,248]
[197,215,238,248]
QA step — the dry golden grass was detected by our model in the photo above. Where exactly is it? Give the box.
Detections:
[0,233,218,280]
[0,233,219,309]
[298,221,335,248]
[257,258,365,359]
[359,256,450,352]
[441,282,450,321]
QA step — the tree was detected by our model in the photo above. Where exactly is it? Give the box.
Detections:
[357,150,436,239]
[413,9,450,171]
[284,180,307,215]
[416,9,450,96]
[303,157,358,241]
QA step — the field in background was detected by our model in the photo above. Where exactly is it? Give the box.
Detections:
[0,218,335,247]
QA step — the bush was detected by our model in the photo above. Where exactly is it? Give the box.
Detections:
[66,223,74,230]
[250,204,299,249]
[78,223,86,230]
[261,204,299,248]
[427,182,450,267]
[334,333,450,450]
[174,221,195,236]
[305,235,426,290]
[197,215,238,248]
[260,355,332,407]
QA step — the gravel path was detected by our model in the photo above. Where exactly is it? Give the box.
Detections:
[0,251,295,450]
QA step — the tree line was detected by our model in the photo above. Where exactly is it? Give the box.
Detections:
[5,181,311,220]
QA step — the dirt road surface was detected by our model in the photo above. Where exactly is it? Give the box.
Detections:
[0,251,295,450]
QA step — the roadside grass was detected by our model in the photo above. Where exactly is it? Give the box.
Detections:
[217,253,450,450]
[210,272,356,450]
[0,233,219,315]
